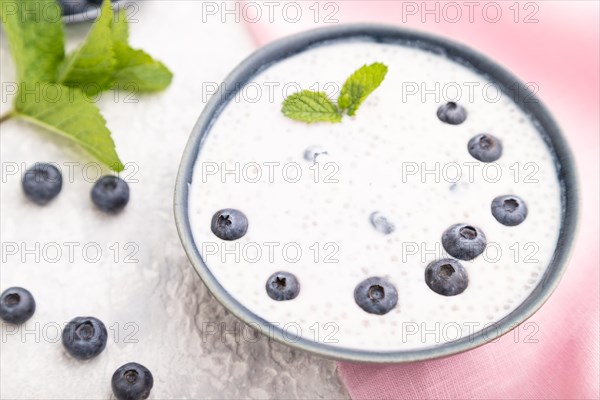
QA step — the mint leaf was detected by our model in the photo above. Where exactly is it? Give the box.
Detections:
[57,0,115,90]
[110,10,173,92]
[281,90,342,123]
[338,63,388,116]
[111,8,129,43]
[1,0,173,171]
[0,0,64,83]
[113,44,173,92]
[14,83,124,171]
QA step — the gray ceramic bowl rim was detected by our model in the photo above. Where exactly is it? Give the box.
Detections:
[174,24,578,363]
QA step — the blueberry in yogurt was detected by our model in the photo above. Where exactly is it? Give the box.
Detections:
[22,163,62,205]
[111,362,154,400]
[266,272,300,301]
[468,134,503,162]
[211,208,248,241]
[492,195,528,226]
[437,101,467,125]
[354,277,398,315]
[91,176,130,213]
[369,211,395,235]
[303,146,328,163]
[425,259,469,296]
[62,316,107,360]
[0,287,36,324]
[442,223,486,260]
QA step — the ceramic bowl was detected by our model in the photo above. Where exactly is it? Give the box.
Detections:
[174,24,578,363]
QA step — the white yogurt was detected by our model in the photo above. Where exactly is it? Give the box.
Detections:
[188,40,561,351]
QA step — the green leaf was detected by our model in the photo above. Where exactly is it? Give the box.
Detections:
[14,83,124,171]
[0,0,65,83]
[281,90,342,123]
[110,10,173,92]
[111,8,128,43]
[113,44,173,92]
[338,62,388,116]
[57,0,115,91]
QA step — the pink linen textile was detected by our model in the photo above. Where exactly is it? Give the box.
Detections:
[242,2,600,398]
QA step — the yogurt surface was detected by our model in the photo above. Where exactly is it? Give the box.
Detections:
[188,40,562,351]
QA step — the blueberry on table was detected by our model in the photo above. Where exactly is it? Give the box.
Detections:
[22,163,62,205]
[468,134,503,162]
[442,223,487,260]
[354,277,398,315]
[437,101,467,125]
[266,271,300,301]
[492,195,528,226]
[425,259,469,296]
[0,287,36,324]
[211,209,248,241]
[62,316,107,360]
[91,175,130,213]
[369,211,395,235]
[111,362,154,400]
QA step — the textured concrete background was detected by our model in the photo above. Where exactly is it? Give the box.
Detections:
[0,2,349,398]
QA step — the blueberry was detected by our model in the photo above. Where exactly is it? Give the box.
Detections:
[442,223,486,260]
[354,277,398,315]
[22,163,62,205]
[62,316,107,360]
[492,195,528,226]
[425,259,469,296]
[468,134,503,162]
[58,0,87,15]
[111,362,154,400]
[266,271,300,301]
[0,287,36,324]
[91,175,130,213]
[437,101,467,125]
[303,146,328,164]
[211,208,248,241]
[369,211,395,235]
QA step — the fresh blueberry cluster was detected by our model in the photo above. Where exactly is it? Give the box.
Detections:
[9,164,147,398]
[22,163,130,213]
[425,102,528,296]
[0,287,153,399]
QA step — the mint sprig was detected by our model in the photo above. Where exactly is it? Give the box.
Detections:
[57,0,116,91]
[338,62,388,116]
[0,0,173,171]
[282,90,343,123]
[15,83,123,170]
[281,62,388,123]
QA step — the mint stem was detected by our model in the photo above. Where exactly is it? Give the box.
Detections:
[0,111,15,124]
